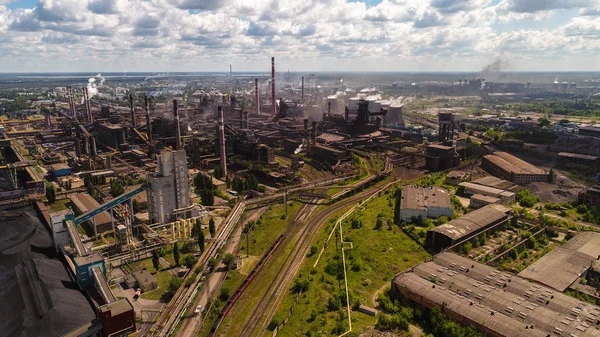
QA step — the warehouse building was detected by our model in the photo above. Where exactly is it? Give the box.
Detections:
[426,204,512,249]
[400,186,452,222]
[469,194,501,209]
[458,182,516,204]
[557,152,600,171]
[70,193,113,235]
[579,186,600,206]
[393,252,600,337]
[519,232,600,292]
[482,152,550,185]
[471,176,522,193]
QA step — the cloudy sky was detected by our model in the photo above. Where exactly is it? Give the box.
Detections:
[0,0,599,72]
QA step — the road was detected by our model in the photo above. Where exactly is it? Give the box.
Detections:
[217,179,395,337]
[176,206,268,337]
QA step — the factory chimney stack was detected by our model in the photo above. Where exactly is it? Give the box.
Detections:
[243,110,249,129]
[218,106,228,177]
[173,99,181,151]
[145,96,152,141]
[255,78,260,115]
[304,119,311,154]
[271,57,276,118]
[239,109,244,129]
[67,87,75,118]
[312,121,317,145]
[129,94,136,129]
[328,101,331,118]
[301,76,304,104]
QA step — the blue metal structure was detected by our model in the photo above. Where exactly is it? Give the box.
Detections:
[73,183,150,226]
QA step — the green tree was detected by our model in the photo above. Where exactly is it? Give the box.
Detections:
[375,217,383,230]
[222,253,236,270]
[197,228,205,252]
[183,255,196,269]
[110,179,124,197]
[46,183,56,204]
[173,242,180,267]
[207,257,218,270]
[209,217,216,237]
[152,250,160,271]
[292,276,310,293]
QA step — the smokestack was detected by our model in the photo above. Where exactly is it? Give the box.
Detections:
[86,88,93,123]
[230,64,232,78]
[301,76,304,104]
[345,107,349,121]
[304,119,311,154]
[255,78,260,115]
[218,106,227,177]
[243,110,248,129]
[45,113,51,128]
[173,99,181,151]
[129,94,136,129]
[239,109,244,129]
[75,138,81,157]
[67,87,75,118]
[271,57,276,117]
[327,101,331,118]
[312,121,317,145]
[145,96,152,141]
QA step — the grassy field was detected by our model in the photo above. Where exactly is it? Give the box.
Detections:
[140,270,174,300]
[274,190,431,337]
[47,198,71,212]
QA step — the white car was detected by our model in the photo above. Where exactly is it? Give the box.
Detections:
[194,305,202,315]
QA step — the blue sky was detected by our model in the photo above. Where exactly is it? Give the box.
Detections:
[0,0,599,72]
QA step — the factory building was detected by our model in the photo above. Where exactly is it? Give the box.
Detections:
[393,252,600,337]
[425,144,460,171]
[96,122,126,149]
[469,194,501,209]
[470,176,522,194]
[426,204,512,249]
[458,181,516,204]
[482,152,550,185]
[147,149,191,224]
[557,152,600,171]
[69,193,113,235]
[579,126,600,138]
[519,232,600,292]
[399,186,452,222]
[579,186,600,206]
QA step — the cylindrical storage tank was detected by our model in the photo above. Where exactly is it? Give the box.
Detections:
[368,100,381,113]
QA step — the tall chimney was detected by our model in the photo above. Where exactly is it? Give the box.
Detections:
[239,109,244,129]
[301,76,304,104]
[304,119,311,154]
[129,94,136,129]
[312,121,317,145]
[75,138,81,157]
[243,110,249,129]
[173,99,181,151]
[327,101,331,118]
[86,88,93,123]
[145,96,152,141]
[345,107,349,121]
[271,57,276,117]
[90,137,97,157]
[255,78,260,115]
[230,64,232,78]
[218,106,227,177]
[82,88,89,121]
[67,87,75,117]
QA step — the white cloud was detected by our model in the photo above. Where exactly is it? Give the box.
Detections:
[0,0,598,71]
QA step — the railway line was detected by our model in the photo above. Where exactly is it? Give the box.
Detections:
[220,178,395,337]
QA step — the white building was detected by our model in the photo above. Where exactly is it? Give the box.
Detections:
[147,150,191,224]
[400,186,453,222]
[50,210,71,251]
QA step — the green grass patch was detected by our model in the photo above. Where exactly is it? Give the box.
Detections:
[140,270,174,301]
[47,198,71,212]
[275,191,431,336]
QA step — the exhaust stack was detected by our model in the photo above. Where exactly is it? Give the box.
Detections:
[145,96,152,141]
[173,99,181,151]
[271,57,276,117]
[239,109,244,129]
[67,87,75,117]
[243,110,249,129]
[304,119,311,154]
[312,121,317,145]
[255,78,260,115]
[218,106,228,176]
[301,76,304,104]
[129,94,136,129]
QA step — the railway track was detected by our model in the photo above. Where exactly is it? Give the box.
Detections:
[227,180,394,337]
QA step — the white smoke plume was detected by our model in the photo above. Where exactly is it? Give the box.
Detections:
[480,57,510,81]
[87,73,105,99]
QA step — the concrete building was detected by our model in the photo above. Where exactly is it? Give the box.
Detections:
[469,194,501,209]
[425,144,460,171]
[70,193,113,235]
[96,122,126,149]
[557,152,600,171]
[458,182,516,204]
[131,269,158,292]
[482,152,549,185]
[49,210,71,251]
[147,149,191,224]
[49,163,72,177]
[519,232,600,292]
[471,176,522,193]
[393,252,600,337]
[579,186,600,206]
[426,204,512,249]
[400,186,452,222]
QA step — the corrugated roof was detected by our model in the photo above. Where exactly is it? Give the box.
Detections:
[401,186,451,211]
[394,252,600,337]
[484,152,546,175]
[519,232,600,292]
[429,204,511,240]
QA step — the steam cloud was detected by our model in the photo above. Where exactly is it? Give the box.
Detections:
[87,73,105,99]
